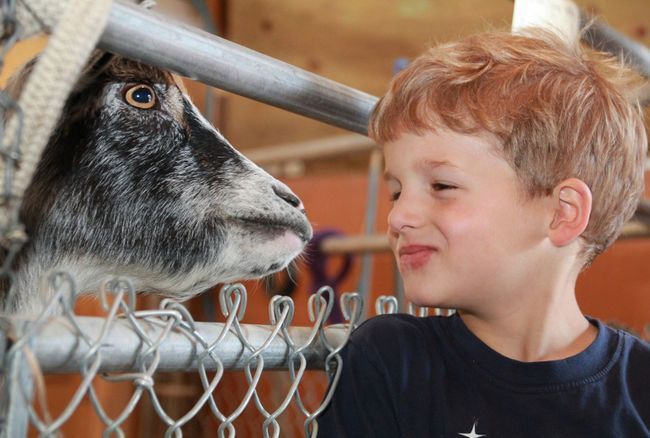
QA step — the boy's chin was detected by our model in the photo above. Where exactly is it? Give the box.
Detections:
[404,291,441,309]
[404,285,456,310]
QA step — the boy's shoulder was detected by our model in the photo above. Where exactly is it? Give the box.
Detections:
[351,312,444,341]
[615,327,650,371]
[602,327,650,422]
[347,313,452,362]
[600,322,649,360]
[352,312,432,335]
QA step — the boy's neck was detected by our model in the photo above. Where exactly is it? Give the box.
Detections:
[459,246,598,362]
[459,307,597,363]
[461,314,597,362]
[457,263,598,362]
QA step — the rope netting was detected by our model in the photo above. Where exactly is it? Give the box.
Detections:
[0,0,112,311]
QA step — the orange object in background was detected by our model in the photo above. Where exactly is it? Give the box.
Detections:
[0,36,46,87]
[576,172,650,337]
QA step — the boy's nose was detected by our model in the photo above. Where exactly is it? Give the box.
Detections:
[387,199,421,234]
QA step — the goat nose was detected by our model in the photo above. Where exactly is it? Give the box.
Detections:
[273,184,303,210]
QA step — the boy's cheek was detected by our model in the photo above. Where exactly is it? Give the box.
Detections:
[387,232,398,253]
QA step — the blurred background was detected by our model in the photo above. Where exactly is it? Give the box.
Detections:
[2,0,649,436]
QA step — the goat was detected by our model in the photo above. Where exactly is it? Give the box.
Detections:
[1,53,313,314]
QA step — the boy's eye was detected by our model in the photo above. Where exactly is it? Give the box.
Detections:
[432,183,456,191]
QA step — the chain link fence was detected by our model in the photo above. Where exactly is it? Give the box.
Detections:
[0,274,369,437]
[0,271,441,437]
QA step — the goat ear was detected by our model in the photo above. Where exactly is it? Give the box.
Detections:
[172,74,189,94]
[80,50,114,81]
[5,50,113,103]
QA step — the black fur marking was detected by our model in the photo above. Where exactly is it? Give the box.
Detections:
[182,99,245,185]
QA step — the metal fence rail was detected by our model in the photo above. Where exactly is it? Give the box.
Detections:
[11,316,348,374]
[6,1,649,139]
[100,0,378,135]
[97,2,650,136]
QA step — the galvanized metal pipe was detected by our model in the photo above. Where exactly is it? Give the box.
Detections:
[581,13,650,78]
[10,2,650,138]
[2,317,348,373]
[98,2,650,135]
[1,321,33,438]
[99,1,378,135]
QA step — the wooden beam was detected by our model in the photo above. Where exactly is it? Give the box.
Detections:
[320,234,389,255]
[319,220,650,255]
[619,220,650,239]
[246,134,377,165]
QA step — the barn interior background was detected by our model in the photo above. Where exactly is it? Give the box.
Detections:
[0,0,648,436]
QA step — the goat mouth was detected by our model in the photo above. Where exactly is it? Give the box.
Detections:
[229,217,312,242]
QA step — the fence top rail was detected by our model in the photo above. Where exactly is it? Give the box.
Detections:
[0,315,350,373]
[99,0,378,135]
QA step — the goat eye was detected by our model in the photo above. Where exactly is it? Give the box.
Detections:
[124,84,156,109]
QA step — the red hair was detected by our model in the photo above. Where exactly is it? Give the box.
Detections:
[369,29,648,264]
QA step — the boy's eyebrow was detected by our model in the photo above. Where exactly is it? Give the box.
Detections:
[420,159,459,171]
[383,160,460,181]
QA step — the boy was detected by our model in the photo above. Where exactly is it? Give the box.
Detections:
[317,29,649,437]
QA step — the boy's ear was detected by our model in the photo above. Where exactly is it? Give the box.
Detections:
[548,178,592,247]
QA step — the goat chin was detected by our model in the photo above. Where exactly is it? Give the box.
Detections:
[8,228,306,316]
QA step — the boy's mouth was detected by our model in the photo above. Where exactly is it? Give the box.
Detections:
[399,245,437,269]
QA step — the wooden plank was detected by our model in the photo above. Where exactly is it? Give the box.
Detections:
[319,219,650,255]
[246,134,376,165]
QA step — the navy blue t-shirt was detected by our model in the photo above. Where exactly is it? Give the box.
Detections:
[317,313,650,437]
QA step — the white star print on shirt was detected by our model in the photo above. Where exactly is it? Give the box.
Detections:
[458,421,486,438]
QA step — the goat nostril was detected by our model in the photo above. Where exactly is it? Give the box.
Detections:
[273,185,301,208]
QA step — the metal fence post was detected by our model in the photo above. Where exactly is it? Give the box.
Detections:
[1,320,33,438]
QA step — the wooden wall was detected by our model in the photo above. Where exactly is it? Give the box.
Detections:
[223,0,514,174]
